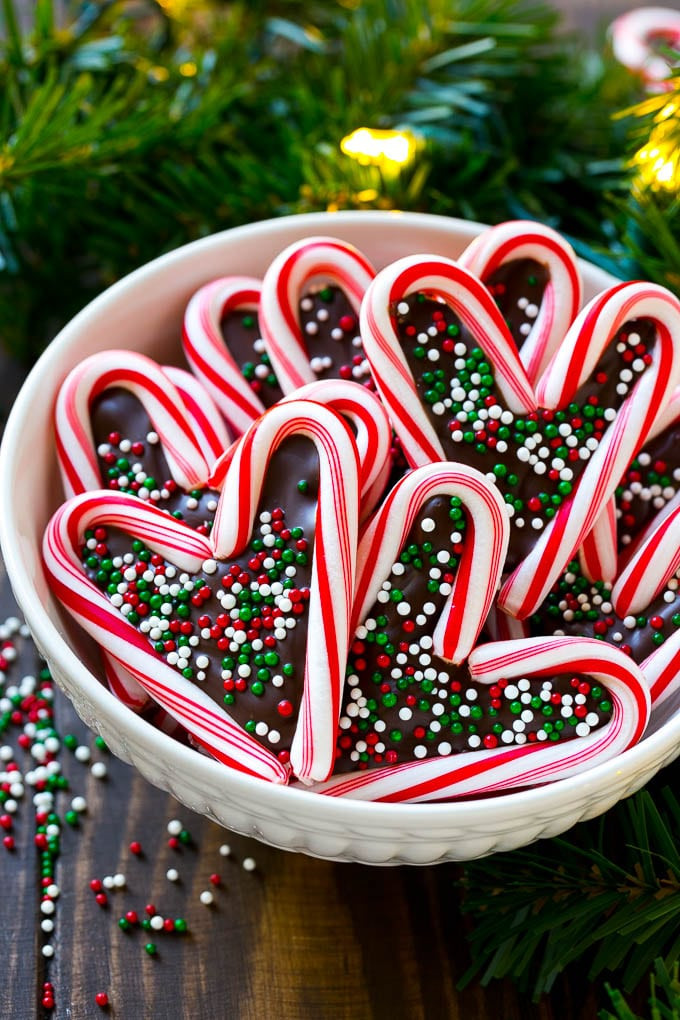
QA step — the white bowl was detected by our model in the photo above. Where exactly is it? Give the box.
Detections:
[3,210,680,866]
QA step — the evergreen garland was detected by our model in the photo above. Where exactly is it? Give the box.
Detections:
[0,0,645,359]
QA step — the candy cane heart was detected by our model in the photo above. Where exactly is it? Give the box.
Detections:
[458,220,582,383]
[259,236,376,393]
[501,281,680,617]
[360,254,536,467]
[55,350,213,498]
[46,402,360,783]
[314,637,649,802]
[44,490,288,782]
[330,471,622,786]
[181,276,280,436]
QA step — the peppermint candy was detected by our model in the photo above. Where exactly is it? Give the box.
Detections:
[610,6,680,90]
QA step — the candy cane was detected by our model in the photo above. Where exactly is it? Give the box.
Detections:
[163,366,232,465]
[55,350,212,497]
[610,7,680,89]
[352,463,509,663]
[612,503,680,617]
[502,281,680,617]
[579,497,619,583]
[208,379,392,522]
[459,220,582,382]
[259,237,376,392]
[212,399,360,783]
[55,352,226,712]
[579,385,680,582]
[182,276,266,435]
[311,637,649,802]
[43,491,288,783]
[360,255,536,467]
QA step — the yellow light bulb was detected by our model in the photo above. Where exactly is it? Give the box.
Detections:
[340,127,417,169]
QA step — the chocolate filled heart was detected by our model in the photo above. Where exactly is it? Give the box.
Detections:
[45,399,361,784]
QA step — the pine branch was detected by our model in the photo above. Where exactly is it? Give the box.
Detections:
[602,960,680,1020]
[459,778,680,1001]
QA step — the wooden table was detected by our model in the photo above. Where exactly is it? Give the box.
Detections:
[0,350,647,1020]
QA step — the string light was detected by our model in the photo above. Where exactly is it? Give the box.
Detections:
[340,127,417,171]
[628,86,680,192]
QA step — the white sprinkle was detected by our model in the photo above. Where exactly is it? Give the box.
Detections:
[199,890,214,906]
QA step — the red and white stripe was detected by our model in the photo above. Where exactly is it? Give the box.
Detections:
[163,366,231,466]
[43,491,289,783]
[209,399,361,783]
[311,637,649,802]
[281,380,392,520]
[642,636,680,708]
[580,385,680,582]
[612,503,680,617]
[459,220,582,383]
[181,276,265,436]
[352,464,509,663]
[209,380,392,521]
[610,7,680,89]
[579,496,619,583]
[259,237,376,392]
[360,255,536,467]
[55,350,212,498]
[501,281,680,618]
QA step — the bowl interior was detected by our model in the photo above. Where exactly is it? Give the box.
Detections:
[3,210,679,864]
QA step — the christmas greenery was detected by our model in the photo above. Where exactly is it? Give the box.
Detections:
[459,780,680,1003]
[0,0,664,359]
[603,960,680,1020]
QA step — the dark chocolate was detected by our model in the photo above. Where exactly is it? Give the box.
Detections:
[220,308,283,408]
[615,421,680,552]
[484,257,549,355]
[530,558,680,667]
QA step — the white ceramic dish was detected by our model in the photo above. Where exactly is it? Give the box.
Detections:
[3,211,680,866]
